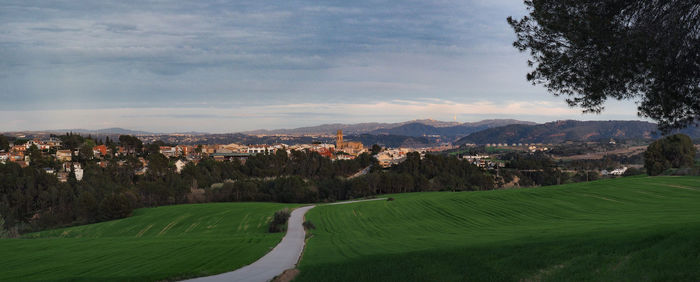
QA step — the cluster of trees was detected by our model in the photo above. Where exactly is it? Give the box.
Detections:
[562,153,644,172]
[193,152,496,203]
[644,134,697,176]
[0,162,139,235]
[498,152,568,187]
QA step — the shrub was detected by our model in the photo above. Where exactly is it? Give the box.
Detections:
[644,134,696,176]
[98,193,134,221]
[302,220,316,230]
[0,215,18,239]
[268,208,291,233]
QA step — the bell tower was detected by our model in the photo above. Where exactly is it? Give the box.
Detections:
[336,130,344,149]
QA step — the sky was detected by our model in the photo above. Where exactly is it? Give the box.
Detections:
[0,0,646,133]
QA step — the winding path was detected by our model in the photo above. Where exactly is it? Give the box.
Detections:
[186,198,385,282]
[186,205,314,282]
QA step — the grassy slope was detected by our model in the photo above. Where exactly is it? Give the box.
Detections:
[0,202,297,281]
[297,176,700,281]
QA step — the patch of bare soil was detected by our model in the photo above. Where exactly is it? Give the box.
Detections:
[553,146,646,160]
[582,194,623,203]
[663,184,700,191]
[521,264,566,282]
[272,268,300,282]
[502,176,520,188]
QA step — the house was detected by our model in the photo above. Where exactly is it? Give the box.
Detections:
[93,145,108,157]
[247,145,279,155]
[211,152,252,163]
[200,145,219,155]
[175,159,187,173]
[56,150,72,162]
[60,162,84,181]
[177,145,194,155]
[57,171,68,182]
[159,146,178,157]
[11,145,26,153]
[9,152,24,162]
[610,167,628,176]
[336,154,355,161]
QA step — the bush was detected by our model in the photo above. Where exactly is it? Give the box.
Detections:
[268,208,291,233]
[0,215,18,238]
[302,220,316,230]
[98,193,134,221]
[623,167,645,176]
[644,134,696,176]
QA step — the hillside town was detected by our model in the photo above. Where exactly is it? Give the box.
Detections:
[1,130,454,183]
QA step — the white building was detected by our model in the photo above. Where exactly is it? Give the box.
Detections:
[175,159,187,174]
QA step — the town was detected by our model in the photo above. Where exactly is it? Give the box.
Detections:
[0,130,446,183]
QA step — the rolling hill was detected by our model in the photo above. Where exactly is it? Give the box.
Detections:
[0,202,297,281]
[244,119,535,136]
[297,176,700,281]
[371,119,536,139]
[456,120,664,145]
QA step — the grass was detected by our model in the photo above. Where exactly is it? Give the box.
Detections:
[0,202,298,281]
[296,176,700,281]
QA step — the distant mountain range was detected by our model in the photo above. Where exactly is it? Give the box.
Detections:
[244,119,536,138]
[47,128,158,135]
[369,119,537,139]
[456,120,700,145]
[11,128,209,136]
[4,119,698,146]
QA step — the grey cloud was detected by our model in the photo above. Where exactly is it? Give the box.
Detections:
[0,0,643,131]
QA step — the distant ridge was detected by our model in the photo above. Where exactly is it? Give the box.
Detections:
[44,128,157,135]
[243,119,536,137]
[370,119,537,139]
[17,128,211,135]
[456,120,700,145]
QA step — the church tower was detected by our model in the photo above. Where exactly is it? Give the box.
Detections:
[336,130,344,149]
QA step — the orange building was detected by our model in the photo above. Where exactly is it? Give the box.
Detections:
[93,145,108,156]
[335,130,364,154]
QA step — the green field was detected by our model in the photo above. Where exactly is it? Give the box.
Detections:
[297,176,700,281]
[0,202,297,281]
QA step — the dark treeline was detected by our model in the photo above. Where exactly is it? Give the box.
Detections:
[0,135,495,234]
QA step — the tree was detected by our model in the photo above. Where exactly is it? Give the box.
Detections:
[13,139,28,146]
[98,193,133,220]
[0,135,9,152]
[370,144,382,155]
[27,144,44,167]
[78,143,94,162]
[146,153,171,180]
[60,133,84,150]
[644,134,696,176]
[118,135,143,154]
[508,1,700,132]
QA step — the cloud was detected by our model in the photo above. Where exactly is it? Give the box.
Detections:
[0,0,645,131]
[0,99,641,133]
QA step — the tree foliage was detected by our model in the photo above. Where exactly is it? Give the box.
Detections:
[0,135,9,152]
[508,0,700,131]
[644,134,696,175]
